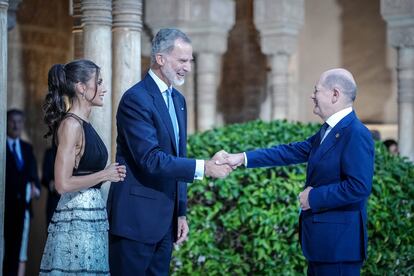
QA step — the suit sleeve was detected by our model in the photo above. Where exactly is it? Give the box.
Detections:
[309,127,374,211]
[117,92,196,183]
[246,134,316,168]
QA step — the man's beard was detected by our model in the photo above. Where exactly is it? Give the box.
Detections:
[161,62,185,86]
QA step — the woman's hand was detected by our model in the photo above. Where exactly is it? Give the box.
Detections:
[104,162,126,182]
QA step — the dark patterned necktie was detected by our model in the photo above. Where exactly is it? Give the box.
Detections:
[320,123,329,144]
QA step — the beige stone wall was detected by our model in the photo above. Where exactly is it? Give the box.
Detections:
[297,0,343,122]
[339,0,396,124]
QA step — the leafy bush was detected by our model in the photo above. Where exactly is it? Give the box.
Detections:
[171,120,414,275]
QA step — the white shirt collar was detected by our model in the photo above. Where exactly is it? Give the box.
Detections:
[325,107,353,128]
[148,69,172,93]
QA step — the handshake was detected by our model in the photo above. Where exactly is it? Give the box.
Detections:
[204,150,245,179]
[203,150,313,210]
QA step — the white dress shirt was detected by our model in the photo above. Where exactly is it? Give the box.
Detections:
[321,107,353,143]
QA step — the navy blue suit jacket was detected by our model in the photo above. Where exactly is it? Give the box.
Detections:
[4,140,39,275]
[107,73,196,244]
[246,112,374,262]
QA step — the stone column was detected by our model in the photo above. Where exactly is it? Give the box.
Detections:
[81,0,112,157]
[270,53,290,119]
[6,0,20,30]
[196,53,221,130]
[254,0,304,120]
[112,0,142,156]
[190,0,235,131]
[0,0,8,270]
[72,0,83,59]
[6,0,22,109]
[397,48,414,161]
[381,0,414,161]
[145,0,235,131]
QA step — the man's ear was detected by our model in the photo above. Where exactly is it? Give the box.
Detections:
[155,53,165,66]
[332,87,340,103]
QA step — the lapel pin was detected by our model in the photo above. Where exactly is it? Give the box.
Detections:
[181,107,184,111]
[335,133,340,138]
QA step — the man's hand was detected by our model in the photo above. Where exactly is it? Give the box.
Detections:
[299,186,313,210]
[211,150,228,165]
[49,180,56,192]
[205,159,232,178]
[176,216,189,245]
[31,183,40,199]
[215,152,244,168]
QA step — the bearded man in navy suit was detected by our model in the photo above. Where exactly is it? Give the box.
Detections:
[221,69,375,276]
[107,28,231,275]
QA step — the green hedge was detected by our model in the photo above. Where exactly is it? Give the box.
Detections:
[171,120,414,275]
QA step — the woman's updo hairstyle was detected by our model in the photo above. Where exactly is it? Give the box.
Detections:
[43,59,100,138]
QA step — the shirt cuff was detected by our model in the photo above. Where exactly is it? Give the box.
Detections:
[243,152,248,167]
[194,159,204,180]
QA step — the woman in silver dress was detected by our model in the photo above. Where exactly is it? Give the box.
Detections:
[40,59,126,275]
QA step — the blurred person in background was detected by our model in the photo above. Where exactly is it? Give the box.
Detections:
[383,139,399,155]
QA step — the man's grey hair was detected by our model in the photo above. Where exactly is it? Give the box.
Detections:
[150,28,191,65]
[323,73,357,102]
